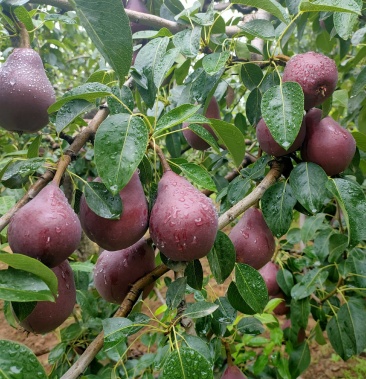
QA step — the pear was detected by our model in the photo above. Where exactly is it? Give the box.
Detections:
[283,51,338,110]
[94,238,155,304]
[126,0,150,33]
[221,365,247,379]
[15,260,76,334]
[8,182,82,268]
[182,97,221,151]
[301,114,356,175]
[79,171,149,251]
[0,48,55,133]
[256,117,306,157]
[229,207,275,269]
[149,170,218,261]
[258,261,280,296]
[282,319,306,344]
[272,292,290,315]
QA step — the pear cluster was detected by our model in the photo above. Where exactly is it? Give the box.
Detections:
[257,51,356,177]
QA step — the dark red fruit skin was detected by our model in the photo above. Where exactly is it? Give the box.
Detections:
[79,171,148,251]
[282,319,306,344]
[258,261,280,296]
[149,170,218,262]
[8,183,82,268]
[229,208,275,270]
[283,51,338,110]
[94,239,155,304]
[0,48,55,133]
[256,118,306,157]
[272,292,290,315]
[301,114,356,176]
[126,0,150,33]
[182,97,221,151]
[221,365,247,379]
[17,260,76,334]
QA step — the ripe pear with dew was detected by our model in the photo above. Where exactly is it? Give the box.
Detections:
[221,365,247,379]
[126,0,150,33]
[8,182,81,268]
[229,207,275,269]
[94,238,155,304]
[258,261,280,296]
[149,170,218,261]
[182,97,221,151]
[0,48,55,133]
[15,260,76,334]
[256,118,306,157]
[79,171,148,251]
[283,51,338,110]
[301,114,356,176]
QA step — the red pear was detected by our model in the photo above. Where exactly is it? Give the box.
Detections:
[94,238,155,304]
[273,292,290,315]
[126,0,150,33]
[8,183,82,268]
[221,365,247,379]
[258,261,280,296]
[229,208,275,269]
[79,171,148,251]
[149,170,218,261]
[16,260,76,334]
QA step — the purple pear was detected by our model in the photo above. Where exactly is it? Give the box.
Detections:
[16,260,76,334]
[8,183,82,268]
[126,0,150,33]
[258,261,280,296]
[94,238,155,304]
[221,365,247,379]
[229,207,275,269]
[149,170,218,261]
[283,51,338,110]
[0,48,55,133]
[79,171,148,251]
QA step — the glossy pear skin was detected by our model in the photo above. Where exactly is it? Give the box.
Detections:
[79,172,148,251]
[301,114,356,176]
[258,261,280,296]
[126,0,150,33]
[8,183,82,268]
[149,170,218,261]
[229,208,275,269]
[283,51,337,110]
[94,239,155,304]
[182,97,221,151]
[256,118,306,157]
[0,48,55,133]
[221,366,247,379]
[17,260,76,334]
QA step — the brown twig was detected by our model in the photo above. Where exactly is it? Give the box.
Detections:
[60,264,170,379]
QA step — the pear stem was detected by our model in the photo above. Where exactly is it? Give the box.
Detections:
[222,339,234,366]
[52,155,71,186]
[149,140,171,173]
[18,22,30,49]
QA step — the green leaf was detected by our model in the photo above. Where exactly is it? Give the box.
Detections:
[178,163,216,191]
[0,196,16,215]
[290,298,310,330]
[162,347,213,379]
[328,233,348,262]
[300,0,361,14]
[48,83,112,113]
[13,6,34,41]
[184,124,221,153]
[289,342,311,378]
[173,27,202,58]
[235,263,269,314]
[166,277,187,309]
[261,181,297,238]
[352,131,366,152]
[327,178,366,247]
[240,63,264,90]
[11,301,36,322]
[261,82,304,150]
[185,260,203,290]
[326,299,366,360]
[27,135,42,159]
[334,12,358,40]
[202,51,231,76]
[84,181,122,219]
[346,249,366,288]
[213,297,237,324]
[246,88,262,126]
[301,213,326,243]
[73,0,132,84]
[231,0,290,23]
[209,119,246,167]
[238,19,275,40]
[289,162,330,214]
[0,340,47,378]
[227,176,251,206]
[0,268,55,302]
[237,317,265,335]
[94,114,149,195]
[182,334,212,364]
[154,104,201,136]
[277,269,294,297]
[154,47,180,88]
[108,85,134,115]
[227,281,256,314]
[291,269,328,300]
[55,100,93,133]
[0,252,57,296]
[207,231,236,284]
[183,302,219,319]
[351,67,366,97]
